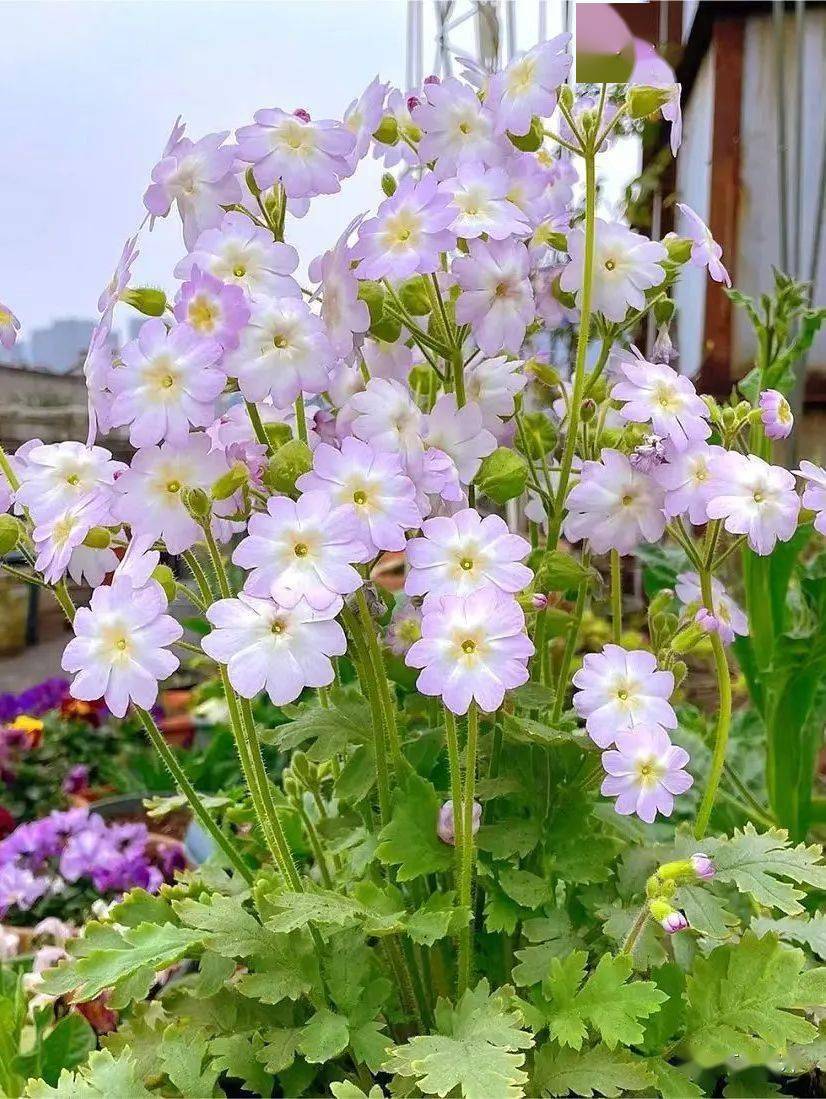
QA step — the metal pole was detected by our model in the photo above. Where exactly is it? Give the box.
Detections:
[792,0,805,277]
[773,0,790,273]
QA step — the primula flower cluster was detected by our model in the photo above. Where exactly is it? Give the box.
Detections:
[2,41,820,844]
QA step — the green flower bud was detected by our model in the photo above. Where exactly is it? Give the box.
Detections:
[152,564,177,603]
[526,359,562,388]
[648,898,674,922]
[264,421,294,450]
[654,297,675,326]
[474,447,528,504]
[0,514,22,555]
[120,287,167,317]
[181,487,211,520]
[381,172,397,197]
[580,399,598,423]
[626,85,672,121]
[82,527,112,550]
[670,622,705,654]
[372,115,399,145]
[558,85,574,112]
[245,167,261,198]
[507,117,543,153]
[647,589,674,620]
[398,276,431,316]
[212,462,250,501]
[664,236,693,265]
[671,660,688,688]
[263,439,313,495]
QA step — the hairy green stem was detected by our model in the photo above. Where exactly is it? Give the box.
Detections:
[457,703,480,996]
[619,904,650,956]
[552,551,591,723]
[610,550,622,644]
[245,400,273,456]
[693,568,733,839]
[294,394,308,444]
[443,707,464,887]
[355,587,404,770]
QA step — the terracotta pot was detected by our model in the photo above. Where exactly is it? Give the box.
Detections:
[68,785,116,809]
[159,714,195,749]
[160,687,194,716]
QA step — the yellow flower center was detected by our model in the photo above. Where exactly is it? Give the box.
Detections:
[166,480,181,494]
[353,490,368,505]
[461,639,476,654]
[459,557,474,571]
[66,474,80,486]
[116,638,128,651]
[621,494,634,506]
[294,542,309,557]
[605,258,616,271]
[273,334,289,349]
[161,375,175,389]
[188,294,220,332]
[233,264,246,278]
[271,620,285,635]
[753,490,764,504]
[617,688,629,700]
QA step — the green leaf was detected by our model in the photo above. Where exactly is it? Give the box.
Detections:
[30,1015,96,1088]
[235,935,317,1004]
[477,819,541,860]
[501,713,589,749]
[265,888,367,933]
[513,912,582,987]
[335,744,376,803]
[685,930,819,1067]
[498,867,553,910]
[706,824,826,915]
[646,1058,705,1098]
[39,922,203,1007]
[679,885,738,940]
[159,1024,220,1098]
[330,1084,384,1099]
[209,1032,273,1097]
[376,774,453,881]
[753,914,826,960]
[108,888,177,928]
[24,1050,151,1098]
[722,1067,783,1097]
[511,681,556,711]
[543,952,666,1050]
[533,1042,653,1097]
[264,701,370,759]
[406,892,468,946]
[484,885,528,935]
[299,1009,350,1064]
[533,550,595,593]
[174,893,275,957]
[386,980,533,1099]
[256,1027,300,1074]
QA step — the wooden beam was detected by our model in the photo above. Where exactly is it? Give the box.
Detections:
[699,16,744,396]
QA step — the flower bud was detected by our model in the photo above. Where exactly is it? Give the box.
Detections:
[398,276,431,316]
[293,108,311,123]
[652,325,676,364]
[507,117,544,153]
[151,564,177,603]
[648,898,673,921]
[671,660,688,688]
[437,800,482,845]
[516,411,557,460]
[474,447,529,504]
[558,85,574,112]
[82,527,112,550]
[406,95,421,112]
[660,910,689,934]
[626,85,673,121]
[0,514,23,555]
[580,399,598,424]
[120,288,167,317]
[372,115,399,146]
[690,852,716,880]
[211,462,250,501]
[669,621,705,653]
[263,439,313,496]
[526,359,562,388]
[244,167,261,198]
[264,421,294,450]
[532,593,550,610]
[181,487,211,520]
[664,236,693,265]
[381,172,397,198]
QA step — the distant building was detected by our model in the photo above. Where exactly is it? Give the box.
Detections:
[27,318,95,374]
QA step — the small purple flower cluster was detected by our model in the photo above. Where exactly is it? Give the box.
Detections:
[0,808,179,919]
[0,679,69,724]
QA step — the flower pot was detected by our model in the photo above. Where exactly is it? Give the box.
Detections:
[159,713,195,749]
[160,687,194,716]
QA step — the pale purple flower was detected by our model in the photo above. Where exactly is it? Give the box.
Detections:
[113,433,230,555]
[353,173,456,281]
[413,77,505,177]
[558,95,619,149]
[563,449,666,556]
[572,643,677,749]
[296,437,421,555]
[660,910,690,934]
[601,725,692,823]
[97,236,140,318]
[236,108,355,197]
[62,576,181,718]
[224,297,332,406]
[676,571,748,645]
[233,491,364,612]
[16,442,124,523]
[83,320,116,442]
[533,266,578,328]
[631,46,682,156]
[487,34,572,136]
[675,204,730,286]
[109,319,225,446]
[203,593,345,705]
[67,544,120,589]
[0,302,21,351]
[453,237,534,355]
[561,219,667,323]
[173,266,250,351]
[439,164,529,240]
[652,324,677,364]
[143,126,241,249]
[504,155,551,221]
[465,355,527,430]
[32,498,110,585]
[175,211,300,299]
[611,347,710,451]
[630,434,668,474]
[796,461,826,536]
[386,599,423,657]
[437,799,482,845]
[406,508,532,599]
[309,216,371,357]
[373,88,422,169]
[407,446,465,517]
[343,75,388,166]
[691,853,716,880]
[348,378,424,466]
[759,389,794,440]
[654,443,725,526]
[705,452,800,556]
[406,586,533,715]
[423,395,497,485]
[362,338,415,385]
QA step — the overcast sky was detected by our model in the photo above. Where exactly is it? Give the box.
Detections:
[1,0,635,342]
